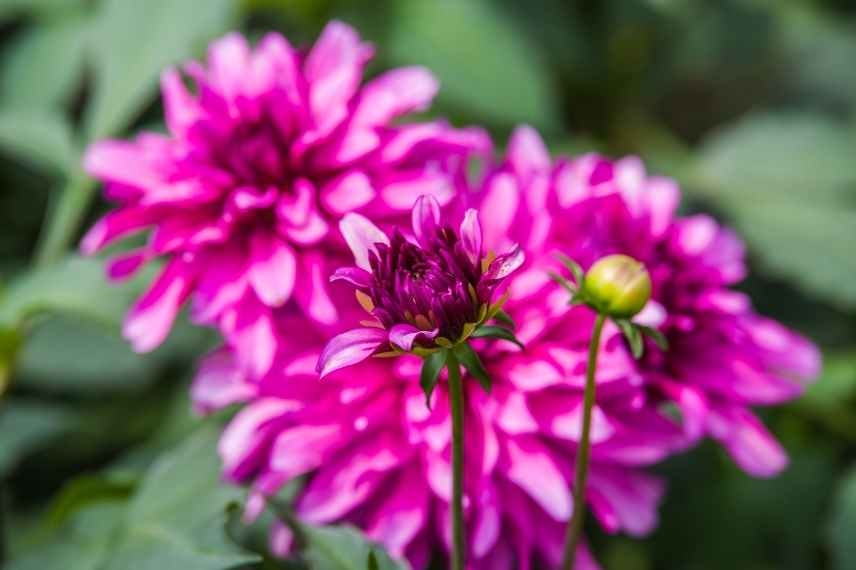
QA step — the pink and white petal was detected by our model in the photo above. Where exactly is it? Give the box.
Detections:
[479,172,519,251]
[123,258,195,352]
[587,468,665,537]
[219,398,298,481]
[707,405,788,478]
[339,213,389,270]
[459,209,482,264]
[484,244,525,281]
[507,125,550,182]
[411,194,441,247]
[248,231,297,307]
[270,521,295,558]
[160,68,199,137]
[329,266,372,289]
[190,246,249,324]
[378,168,455,212]
[207,32,252,105]
[106,250,149,281]
[320,171,376,215]
[364,464,429,558]
[269,424,343,479]
[388,323,439,351]
[502,436,571,521]
[352,66,438,127]
[316,327,388,378]
[84,140,163,189]
[191,348,256,413]
[80,206,160,255]
[228,300,279,380]
[295,252,339,325]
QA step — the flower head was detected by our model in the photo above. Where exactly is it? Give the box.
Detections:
[316,194,524,377]
[81,22,489,378]
[477,125,821,478]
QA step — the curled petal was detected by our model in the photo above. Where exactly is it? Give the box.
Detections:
[485,244,525,281]
[248,231,297,307]
[339,213,389,270]
[329,266,373,289]
[388,323,439,351]
[316,327,388,378]
[459,209,482,264]
[412,194,441,247]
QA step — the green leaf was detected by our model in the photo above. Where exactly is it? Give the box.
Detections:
[0,399,74,476]
[0,255,157,329]
[84,0,237,139]
[637,324,669,352]
[556,253,584,286]
[1,16,88,111]
[615,319,643,359]
[99,424,260,570]
[692,112,856,308]
[302,524,407,570]
[0,110,75,173]
[471,325,525,350]
[388,0,561,130]
[454,342,491,393]
[419,350,447,408]
[830,466,856,570]
[492,309,516,329]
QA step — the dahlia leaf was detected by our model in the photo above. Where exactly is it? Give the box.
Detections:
[303,524,407,570]
[493,309,516,329]
[556,253,585,286]
[471,325,525,350]
[455,342,491,393]
[420,349,447,408]
[616,319,644,359]
[638,325,669,351]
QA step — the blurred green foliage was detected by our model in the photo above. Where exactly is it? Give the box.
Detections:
[1,0,855,568]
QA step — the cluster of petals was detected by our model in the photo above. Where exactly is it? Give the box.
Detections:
[479,126,821,478]
[80,21,489,379]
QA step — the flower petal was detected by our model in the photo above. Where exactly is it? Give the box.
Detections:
[459,208,482,264]
[411,194,441,247]
[352,66,438,127]
[484,244,525,281]
[339,213,389,270]
[248,231,297,307]
[329,266,373,289]
[320,171,376,215]
[388,323,439,351]
[123,258,194,352]
[295,252,339,325]
[316,327,388,378]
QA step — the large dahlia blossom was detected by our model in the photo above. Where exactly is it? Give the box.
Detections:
[194,201,684,569]
[81,21,488,378]
[479,125,821,478]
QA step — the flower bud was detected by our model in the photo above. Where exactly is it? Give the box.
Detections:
[583,254,651,318]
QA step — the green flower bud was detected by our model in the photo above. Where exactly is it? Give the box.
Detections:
[583,254,651,318]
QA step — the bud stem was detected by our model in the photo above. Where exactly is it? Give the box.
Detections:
[446,350,466,570]
[561,312,606,570]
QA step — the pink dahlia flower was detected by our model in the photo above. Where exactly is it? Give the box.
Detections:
[81,21,489,378]
[316,194,524,378]
[194,196,684,569]
[479,125,821,478]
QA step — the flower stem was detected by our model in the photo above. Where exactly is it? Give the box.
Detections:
[446,350,466,570]
[561,312,606,570]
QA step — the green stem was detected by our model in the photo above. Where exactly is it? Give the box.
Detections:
[561,312,606,570]
[446,350,466,570]
[35,173,96,266]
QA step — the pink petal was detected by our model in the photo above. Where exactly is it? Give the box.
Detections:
[316,327,388,378]
[479,172,519,251]
[503,436,571,520]
[160,68,198,137]
[339,213,389,270]
[507,125,550,181]
[411,194,441,247]
[84,140,163,189]
[207,32,252,104]
[191,348,256,413]
[459,209,482,264]
[219,398,298,481]
[388,323,439,351]
[269,424,342,478]
[123,258,194,352]
[378,168,454,211]
[248,231,297,307]
[330,266,372,289]
[228,300,279,380]
[365,464,429,557]
[105,250,149,280]
[295,252,339,325]
[320,171,376,215]
[80,207,159,255]
[707,405,788,477]
[352,66,438,127]
[484,244,525,281]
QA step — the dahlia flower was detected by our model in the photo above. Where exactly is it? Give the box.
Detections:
[196,312,682,569]
[479,125,821,478]
[81,21,489,378]
[316,194,524,379]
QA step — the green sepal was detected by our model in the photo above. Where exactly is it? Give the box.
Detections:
[615,318,644,359]
[471,325,525,350]
[493,309,516,329]
[420,349,448,408]
[556,253,584,285]
[367,551,380,570]
[638,325,669,351]
[549,271,578,297]
[454,342,491,393]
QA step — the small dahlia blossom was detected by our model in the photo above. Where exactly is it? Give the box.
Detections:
[196,316,682,569]
[316,194,524,377]
[81,21,488,378]
[479,125,821,477]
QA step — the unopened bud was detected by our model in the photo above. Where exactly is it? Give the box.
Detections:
[583,254,651,318]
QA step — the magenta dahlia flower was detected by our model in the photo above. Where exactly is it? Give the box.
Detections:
[196,318,681,569]
[316,194,524,378]
[479,125,821,478]
[81,21,489,378]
